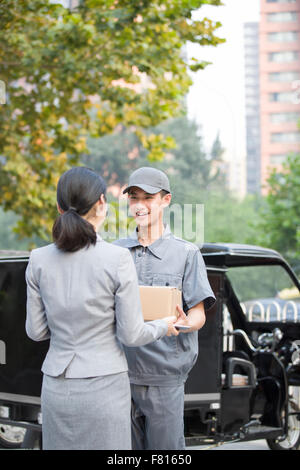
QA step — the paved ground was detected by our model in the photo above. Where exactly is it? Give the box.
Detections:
[0,439,270,451]
[187,439,269,450]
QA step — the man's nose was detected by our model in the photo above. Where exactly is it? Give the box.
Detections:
[135,201,147,209]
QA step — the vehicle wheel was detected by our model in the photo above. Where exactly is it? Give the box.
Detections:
[0,423,26,449]
[267,400,300,450]
[0,405,26,448]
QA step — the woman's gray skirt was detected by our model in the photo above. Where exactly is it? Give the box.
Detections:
[41,371,131,450]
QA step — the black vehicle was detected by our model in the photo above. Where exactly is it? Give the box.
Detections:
[185,243,300,450]
[0,244,300,449]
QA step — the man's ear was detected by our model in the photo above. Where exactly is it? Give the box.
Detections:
[162,193,172,208]
[100,193,106,204]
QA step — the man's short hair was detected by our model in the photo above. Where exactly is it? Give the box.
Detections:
[127,188,170,197]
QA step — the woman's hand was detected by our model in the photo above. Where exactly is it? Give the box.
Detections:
[162,316,179,336]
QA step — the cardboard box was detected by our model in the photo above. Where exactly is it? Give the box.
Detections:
[139,286,182,321]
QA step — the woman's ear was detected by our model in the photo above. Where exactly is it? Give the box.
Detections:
[57,202,64,215]
[96,194,107,217]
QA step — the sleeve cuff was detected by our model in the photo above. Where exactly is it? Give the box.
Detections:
[186,293,216,312]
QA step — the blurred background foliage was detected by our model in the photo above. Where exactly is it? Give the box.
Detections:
[0,0,300,276]
[0,0,224,240]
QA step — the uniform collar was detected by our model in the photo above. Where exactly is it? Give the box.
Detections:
[124,224,172,259]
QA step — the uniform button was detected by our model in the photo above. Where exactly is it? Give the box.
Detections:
[165,282,169,286]
[138,253,142,257]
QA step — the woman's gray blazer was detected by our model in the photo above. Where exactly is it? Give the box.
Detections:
[25,235,168,378]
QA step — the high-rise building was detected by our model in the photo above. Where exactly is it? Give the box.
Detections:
[259,0,300,191]
[244,22,261,194]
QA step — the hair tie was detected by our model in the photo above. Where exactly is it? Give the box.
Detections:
[68,206,77,212]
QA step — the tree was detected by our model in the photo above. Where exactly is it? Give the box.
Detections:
[0,0,224,241]
[254,153,300,269]
[210,131,224,162]
[83,127,147,190]
[83,116,225,194]
[146,117,224,189]
[202,190,262,245]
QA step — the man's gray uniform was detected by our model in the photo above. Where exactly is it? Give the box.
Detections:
[114,224,215,449]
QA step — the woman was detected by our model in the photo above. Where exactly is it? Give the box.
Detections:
[25,167,178,450]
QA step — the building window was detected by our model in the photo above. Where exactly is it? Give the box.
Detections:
[246,108,259,117]
[244,37,258,46]
[269,154,287,165]
[269,91,295,104]
[244,26,259,37]
[268,31,298,42]
[271,132,300,143]
[268,51,299,62]
[270,112,300,123]
[245,56,259,66]
[267,12,298,22]
[269,71,300,82]
[245,77,259,87]
[245,45,258,55]
[246,97,260,107]
[269,91,296,103]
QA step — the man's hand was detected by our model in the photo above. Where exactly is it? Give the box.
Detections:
[175,302,206,333]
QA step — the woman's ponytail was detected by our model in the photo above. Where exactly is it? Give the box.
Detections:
[52,167,106,252]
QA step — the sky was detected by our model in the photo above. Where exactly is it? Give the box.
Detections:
[186,0,260,160]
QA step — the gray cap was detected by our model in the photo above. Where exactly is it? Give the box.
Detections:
[123,167,170,194]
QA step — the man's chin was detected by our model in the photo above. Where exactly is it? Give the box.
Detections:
[134,216,151,227]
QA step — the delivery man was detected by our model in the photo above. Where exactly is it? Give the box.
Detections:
[114,167,216,450]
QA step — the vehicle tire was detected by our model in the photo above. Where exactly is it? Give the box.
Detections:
[0,423,26,449]
[0,405,26,448]
[267,400,300,450]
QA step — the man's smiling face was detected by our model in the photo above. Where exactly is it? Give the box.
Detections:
[128,187,171,230]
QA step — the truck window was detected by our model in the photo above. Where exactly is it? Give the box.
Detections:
[226,265,300,322]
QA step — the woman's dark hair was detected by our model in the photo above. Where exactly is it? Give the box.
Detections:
[52,167,107,252]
